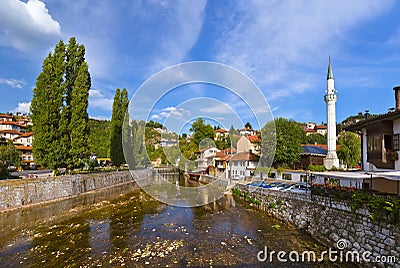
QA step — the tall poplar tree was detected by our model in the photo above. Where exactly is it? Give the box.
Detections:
[110,88,129,167]
[31,40,66,170]
[69,61,91,167]
[31,37,91,171]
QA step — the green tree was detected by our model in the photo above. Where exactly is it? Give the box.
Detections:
[88,119,110,157]
[69,61,91,168]
[110,88,129,167]
[190,118,214,147]
[31,37,91,171]
[262,117,303,168]
[303,133,326,145]
[0,141,21,168]
[31,40,66,170]
[337,132,361,169]
[245,122,252,129]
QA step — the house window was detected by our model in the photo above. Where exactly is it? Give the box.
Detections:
[282,173,292,180]
[394,134,399,151]
[367,135,382,151]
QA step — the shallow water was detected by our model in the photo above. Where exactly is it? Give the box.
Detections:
[0,179,357,267]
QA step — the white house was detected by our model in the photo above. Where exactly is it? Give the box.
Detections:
[13,132,34,147]
[195,147,220,171]
[229,152,259,179]
[239,127,255,136]
[0,121,27,133]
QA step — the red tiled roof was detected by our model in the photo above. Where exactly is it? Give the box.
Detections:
[20,132,34,137]
[0,121,27,128]
[231,152,259,161]
[316,125,327,129]
[0,114,13,118]
[240,127,253,131]
[15,145,32,151]
[304,128,317,133]
[248,135,260,143]
[197,147,218,153]
[0,130,23,135]
[214,129,227,133]
[215,155,231,161]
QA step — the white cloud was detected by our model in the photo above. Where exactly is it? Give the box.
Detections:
[214,1,394,100]
[90,115,110,121]
[88,88,113,111]
[150,114,161,120]
[145,0,207,73]
[12,102,31,114]
[89,89,105,98]
[0,0,61,52]
[151,106,191,121]
[0,77,26,88]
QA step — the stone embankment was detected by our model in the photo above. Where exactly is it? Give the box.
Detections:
[0,170,149,210]
[235,184,400,268]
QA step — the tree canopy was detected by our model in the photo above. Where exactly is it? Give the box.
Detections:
[337,131,361,169]
[189,118,214,148]
[261,117,302,168]
[245,122,252,129]
[88,119,110,158]
[110,88,129,167]
[0,141,21,168]
[31,37,91,170]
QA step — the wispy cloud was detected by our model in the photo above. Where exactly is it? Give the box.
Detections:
[213,0,394,101]
[88,88,113,111]
[150,106,191,120]
[12,102,31,114]
[388,27,400,47]
[51,1,206,80]
[0,0,61,53]
[0,77,26,89]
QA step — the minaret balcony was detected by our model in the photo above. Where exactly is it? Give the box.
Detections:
[324,94,337,102]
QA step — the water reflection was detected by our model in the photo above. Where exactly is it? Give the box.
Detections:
[0,178,357,267]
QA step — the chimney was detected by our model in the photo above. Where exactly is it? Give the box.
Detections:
[394,86,400,111]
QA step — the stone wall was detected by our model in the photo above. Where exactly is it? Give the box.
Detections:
[199,174,232,188]
[235,184,400,267]
[0,170,144,210]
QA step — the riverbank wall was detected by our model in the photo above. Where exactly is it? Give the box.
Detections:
[199,174,232,188]
[235,184,400,267]
[0,170,148,211]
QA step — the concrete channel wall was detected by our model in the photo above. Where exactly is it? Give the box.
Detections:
[0,170,143,210]
[235,184,400,268]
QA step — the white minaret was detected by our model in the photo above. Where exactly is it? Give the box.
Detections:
[324,56,339,169]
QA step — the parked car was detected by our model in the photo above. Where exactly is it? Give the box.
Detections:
[25,174,38,179]
[277,183,296,191]
[264,182,286,190]
[247,181,267,187]
[288,183,311,194]
[7,166,16,171]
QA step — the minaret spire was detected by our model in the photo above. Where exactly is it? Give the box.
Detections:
[324,55,339,169]
[327,55,334,80]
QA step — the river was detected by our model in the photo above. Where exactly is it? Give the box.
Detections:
[0,178,357,267]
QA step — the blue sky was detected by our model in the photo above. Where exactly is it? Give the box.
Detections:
[1,0,400,132]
